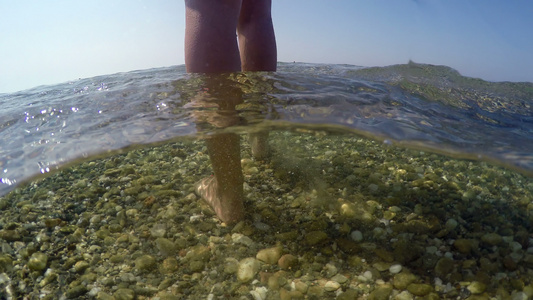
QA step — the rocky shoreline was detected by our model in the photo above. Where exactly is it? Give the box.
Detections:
[1,130,533,299]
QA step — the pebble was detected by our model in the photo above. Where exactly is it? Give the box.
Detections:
[155,238,176,257]
[407,283,433,296]
[114,288,135,300]
[324,280,341,292]
[278,254,298,270]
[481,233,502,246]
[350,230,363,242]
[256,246,282,265]
[74,260,90,273]
[389,264,402,274]
[135,255,156,271]
[27,252,48,271]
[369,284,393,300]
[393,272,417,290]
[305,231,329,246]
[237,258,260,282]
[445,218,458,230]
[467,281,487,294]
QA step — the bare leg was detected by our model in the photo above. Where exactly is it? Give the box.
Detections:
[185,0,245,224]
[239,0,277,158]
[238,0,277,72]
[185,0,242,73]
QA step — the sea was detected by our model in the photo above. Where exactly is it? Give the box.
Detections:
[1,62,532,196]
[2,62,533,298]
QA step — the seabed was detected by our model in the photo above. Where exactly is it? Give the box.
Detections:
[1,130,533,299]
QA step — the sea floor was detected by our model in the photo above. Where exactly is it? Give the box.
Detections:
[1,130,533,299]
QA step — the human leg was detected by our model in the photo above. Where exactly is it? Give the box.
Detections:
[238,0,277,71]
[185,0,242,73]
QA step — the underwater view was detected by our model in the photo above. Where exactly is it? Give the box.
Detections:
[1,62,533,299]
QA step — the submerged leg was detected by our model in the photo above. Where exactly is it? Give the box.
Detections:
[196,133,244,224]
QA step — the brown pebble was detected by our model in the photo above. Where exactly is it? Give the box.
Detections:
[278,254,298,270]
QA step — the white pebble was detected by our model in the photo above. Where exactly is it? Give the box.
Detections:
[350,230,363,242]
[324,281,341,291]
[250,286,268,300]
[389,264,402,274]
[237,258,260,282]
[363,270,373,280]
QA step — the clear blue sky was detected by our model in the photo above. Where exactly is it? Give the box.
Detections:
[1,0,532,93]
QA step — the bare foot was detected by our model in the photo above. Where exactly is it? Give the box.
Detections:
[195,176,244,225]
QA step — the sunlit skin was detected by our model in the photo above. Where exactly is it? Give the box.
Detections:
[184,0,276,224]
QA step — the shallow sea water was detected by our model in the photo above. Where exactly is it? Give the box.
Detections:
[1,62,533,299]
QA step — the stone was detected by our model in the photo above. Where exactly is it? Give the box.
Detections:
[237,258,260,282]
[155,238,176,257]
[65,285,88,298]
[393,272,416,290]
[305,231,329,246]
[27,252,48,271]
[278,254,298,270]
[114,288,135,300]
[350,230,363,242]
[454,238,474,254]
[407,283,433,297]
[337,289,359,300]
[160,257,179,274]
[324,280,341,292]
[481,233,502,246]
[369,284,393,300]
[434,257,454,278]
[395,291,414,300]
[467,281,487,294]
[389,264,402,274]
[73,260,90,273]
[135,255,156,271]
[256,246,282,265]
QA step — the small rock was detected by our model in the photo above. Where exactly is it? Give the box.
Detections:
[389,264,402,274]
[160,257,179,274]
[454,239,474,254]
[114,288,135,300]
[395,291,414,300]
[278,254,298,270]
[350,230,363,242]
[393,272,416,290]
[407,283,433,297]
[28,252,48,271]
[256,246,282,265]
[65,285,88,299]
[445,218,458,231]
[135,255,156,271]
[481,233,502,246]
[237,257,260,282]
[155,238,176,257]
[337,289,359,300]
[369,284,393,300]
[434,257,454,278]
[467,281,487,294]
[324,280,341,292]
[73,260,90,273]
[305,231,329,246]
[331,273,348,284]
[150,223,166,238]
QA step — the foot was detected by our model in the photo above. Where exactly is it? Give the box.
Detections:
[195,176,244,225]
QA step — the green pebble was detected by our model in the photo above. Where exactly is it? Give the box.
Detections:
[155,238,176,257]
[407,283,433,296]
[65,285,88,299]
[467,281,487,294]
[114,288,135,300]
[369,284,393,300]
[135,255,156,271]
[393,272,417,290]
[305,231,329,246]
[28,252,48,271]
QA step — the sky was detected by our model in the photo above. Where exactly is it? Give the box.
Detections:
[1,0,533,93]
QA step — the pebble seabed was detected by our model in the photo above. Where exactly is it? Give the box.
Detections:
[1,130,533,299]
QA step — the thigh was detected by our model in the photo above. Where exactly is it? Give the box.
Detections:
[239,0,272,24]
